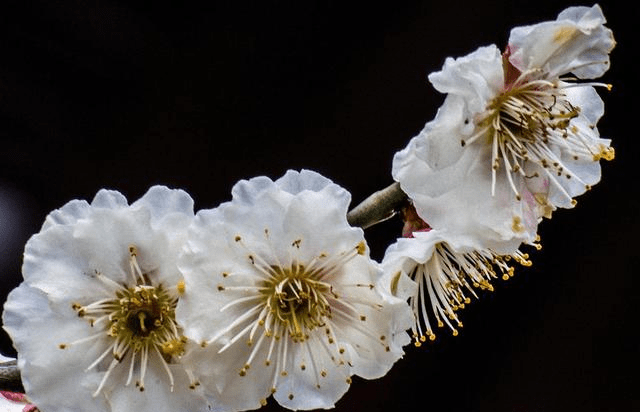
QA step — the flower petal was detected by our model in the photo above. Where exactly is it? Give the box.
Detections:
[508,4,615,78]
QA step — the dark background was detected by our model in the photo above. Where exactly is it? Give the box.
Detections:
[0,1,636,411]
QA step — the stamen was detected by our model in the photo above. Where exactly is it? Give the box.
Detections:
[86,341,117,372]
[128,246,146,285]
[218,319,258,353]
[265,322,279,366]
[245,327,268,367]
[58,331,103,349]
[153,344,175,392]
[409,242,533,344]
[95,271,127,292]
[185,368,200,389]
[474,69,612,203]
[93,358,119,397]
[208,304,264,345]
[302,335,323,389]
[126,349,136,386]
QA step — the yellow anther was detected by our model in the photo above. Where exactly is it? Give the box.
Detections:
[161,338,186,357]
[602,146,615,161]
[512,216,524,233]
[177,280,186,295]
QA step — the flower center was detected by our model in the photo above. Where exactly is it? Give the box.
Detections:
[262,264,333,343]
[486,78,579,150]
[61,246,189,396]
[111,284,176,349]
[208,233,379,401]
[463,68,614,204]
[484,75,577,200]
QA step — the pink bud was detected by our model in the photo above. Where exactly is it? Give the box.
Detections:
[400,203,430,238]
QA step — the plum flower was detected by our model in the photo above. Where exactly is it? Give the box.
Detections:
[2,186,210,412]
[392,4,615,251]
[381,227,533,346]
[176,169,413,411]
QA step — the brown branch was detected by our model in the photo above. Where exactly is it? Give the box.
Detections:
[347,182,408,229]
[0,358,23,392]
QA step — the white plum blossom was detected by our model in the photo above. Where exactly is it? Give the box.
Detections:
[2,186,210,412]
[392,4,615,252]
[381,228,533,346]
[176,169,413,411]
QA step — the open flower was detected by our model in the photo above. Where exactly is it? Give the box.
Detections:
[381,227,534,346]
[392,4,615,251]
[176,169,413,411]
[2,186,210,412]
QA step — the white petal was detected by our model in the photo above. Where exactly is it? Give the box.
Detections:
[104,364,210,412]
[508,4,615,78]
[3,285,110,412]
[40,199,91,231]
[272,336,351,410]
[131,185,195,228]
[91,189,129,209]
[563,83,605,125]
[275,169,347,201]
[428,45,504,116]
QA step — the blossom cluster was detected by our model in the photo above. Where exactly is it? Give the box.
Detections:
[1,4,614,412]
[388,3,614,345]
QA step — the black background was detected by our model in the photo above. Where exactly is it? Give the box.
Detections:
[0,1,637,411]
